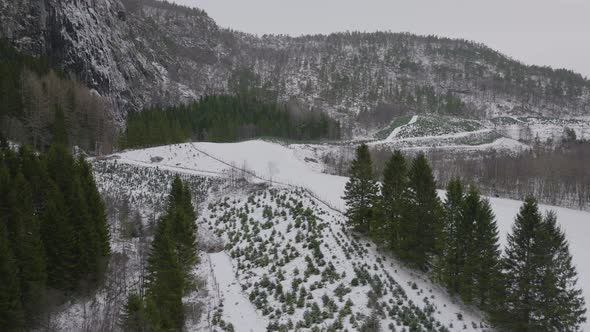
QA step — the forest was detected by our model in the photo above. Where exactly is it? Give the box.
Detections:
[344,144,586,331]
[120,94,341,148]
[0,137,110,330]
[0,39,117,155]
[364,138,590,210]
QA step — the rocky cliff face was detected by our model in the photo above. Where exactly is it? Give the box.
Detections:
[2,0,589,131]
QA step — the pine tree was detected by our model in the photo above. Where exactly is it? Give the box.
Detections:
[0,223,25,331]
[68,171,96,286]
[399,153,442,268]
[379,150,408,252]
[343,144,378,235]
[145,215,184,330]
[437,178,465,293]
[536,211,586,330]
[41,181,76,291]
[77,157,110,260]
[470,196,503,310]
[167,176,198,278]
[120,292,151,332]
[458,186,480,303]
[499,197,586,331]
[9,174,47,324]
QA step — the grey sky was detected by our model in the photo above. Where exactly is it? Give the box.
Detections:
[170,0,590,78]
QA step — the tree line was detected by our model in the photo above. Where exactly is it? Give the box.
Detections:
[426,139,590,211]
[0,39,117,154]
[120,94,341,149]
[0,136,111,330]
[120,176,199,331]
[344,144,586,331]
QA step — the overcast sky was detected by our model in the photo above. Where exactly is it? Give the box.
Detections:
[170,0,590,78]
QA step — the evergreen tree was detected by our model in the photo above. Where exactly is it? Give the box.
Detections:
[437,178,465,293]
[166,176,198,279]
[536,212,586,330]
[120,292,152,332]
[499,198,586,331]
[379,150,408,252]
[399,153,442,268]
[77,157,110,259]
[343,144,378,235]
[0,142,111,327]
[458,186,480,303]
[0,224,24,331]
[9,174,47,324]
[145,215,185,330]
[136,176,200,330]
[41,181,76,291]
[68,169,96,286]
[470,195,503,310]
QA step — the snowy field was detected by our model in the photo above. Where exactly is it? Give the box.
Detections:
[112,140,590,331]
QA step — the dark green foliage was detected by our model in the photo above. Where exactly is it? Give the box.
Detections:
[9,174,47,325]
[399,152,442,268]
[121,94,341,148]
[538,212,586,330]
[41,181,76,291]
[0,142,110,328]
[120,292,152,332]
[0,223,25,331]
[343,144,378,234]
[134,176,199,330]
[351,147,585,330]
[166,177,198,277]
[43,145,110,288]
[497,198,586,331]
[455,188,503,308]
[378,150,408,251]
[436,181,504,312]
[78,157,111,258]
[470,197,502,309]
[145,215,185,330]
[436,178,465,293]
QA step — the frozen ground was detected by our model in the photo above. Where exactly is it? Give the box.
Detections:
[369,114,590,152]
[110,140,590,331]
[385,115,419,141]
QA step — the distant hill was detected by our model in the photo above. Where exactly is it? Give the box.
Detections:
[1,0,588,136]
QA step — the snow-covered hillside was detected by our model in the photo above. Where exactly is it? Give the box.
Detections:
[3,0,590,125]
[370,114,590,152]
[109,140,590,331]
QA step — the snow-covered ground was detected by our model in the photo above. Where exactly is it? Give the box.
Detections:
[110,140,590,330]
[209,252,269,331]
[369,114,590,152]
[385,115,419,141]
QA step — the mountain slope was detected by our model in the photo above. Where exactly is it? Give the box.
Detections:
[1,0,589,129]
[112,140,590,331]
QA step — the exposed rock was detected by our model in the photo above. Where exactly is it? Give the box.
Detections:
[1,0,588,134]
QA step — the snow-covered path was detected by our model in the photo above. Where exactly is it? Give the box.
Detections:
[385,115,418,141]
[209,252,267,332]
